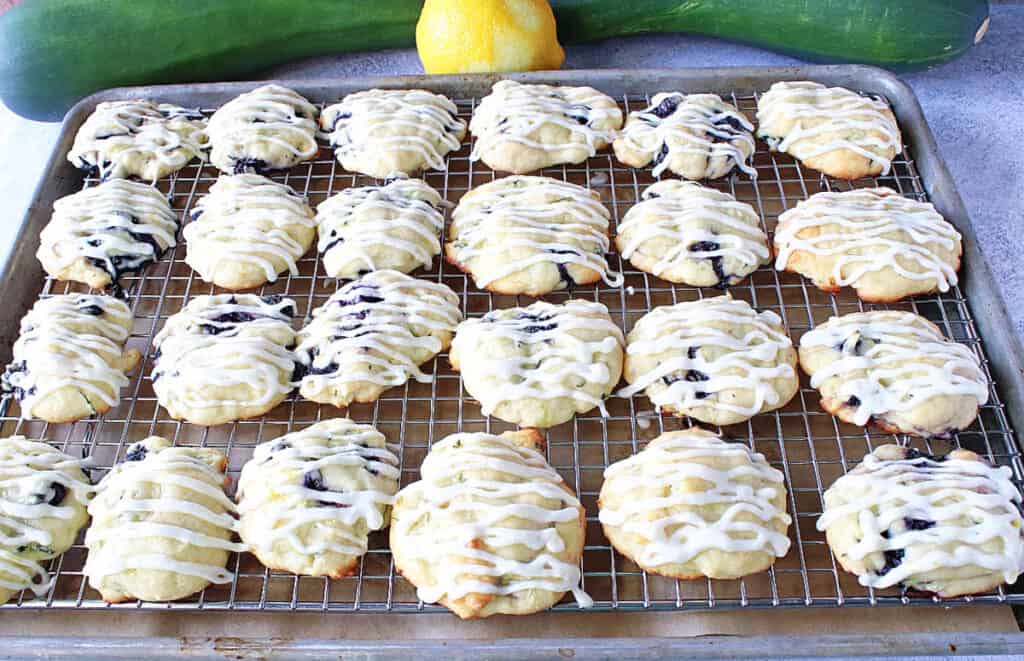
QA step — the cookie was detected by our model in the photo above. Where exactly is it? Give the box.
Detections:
[445,175,621,296]
[37,179,178,291]
[818,444,1024,597]
[449,299,624,428]
[599,428,791,580]
[184,173,316,290]
[0,437,93,605]
[237,418,400,578]
[469,80,623,173]
[294,270,461,408]
[613,93,756,180]
[774,187,961,302]
[390,430,590,618]
[617,296,798,426]
[755,81,902,180]
[84,437,244,603]
[207,84,319,174]
[67,100,208,181]
[615,180,769,287]
[315,178,445,279]
[321,89,466,178]
[152,294,297,426]
[1,295,141,423]
[798,311,989,438]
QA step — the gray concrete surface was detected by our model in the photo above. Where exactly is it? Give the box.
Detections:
[1,4,1021,343]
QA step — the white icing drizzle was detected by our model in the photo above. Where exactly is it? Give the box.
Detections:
[0,437,93,599]
[618,92,756,178]
[470,80,621,162]
[315,178,444,276]
[774,188,961,293]
[616,180,769,282]
[207,84,319,173]
[599,431,791,567]
[448,175,623,289]
[238,419,400,558]
[617,296,795,418]
[184,173,315,284]
[152,294,297,413]
[2,295,134,417]
[817,448,1024,590]
[294,270,462,395]
[799,311,989,427]
[452,300,624,419]
[84,441,244,589]
[322,89,465,177]
[40,179,178,284]
[394,432,592,608]
[756,81,902,174]
[68,100,208,180]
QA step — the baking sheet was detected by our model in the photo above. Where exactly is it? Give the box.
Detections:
[0,67,1021,624]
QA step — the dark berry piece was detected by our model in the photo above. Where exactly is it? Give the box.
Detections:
[303,469,326,492]
[649,95,681,119]
[125,444,148,462]
[878,548,905,576]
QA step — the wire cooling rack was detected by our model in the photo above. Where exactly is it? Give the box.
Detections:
[1,90,1021,612]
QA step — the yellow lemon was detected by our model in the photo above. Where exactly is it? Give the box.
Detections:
[416,0,565,74]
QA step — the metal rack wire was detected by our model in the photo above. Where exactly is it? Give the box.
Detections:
[1,89,1021,612]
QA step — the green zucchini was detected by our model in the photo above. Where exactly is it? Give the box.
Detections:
[0,0,422,120]
[550,0,990,72]
[0,0,989,122]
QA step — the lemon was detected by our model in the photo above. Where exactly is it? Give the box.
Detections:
[416,0,565,74]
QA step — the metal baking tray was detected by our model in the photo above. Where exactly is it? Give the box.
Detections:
[1,66,1022,623]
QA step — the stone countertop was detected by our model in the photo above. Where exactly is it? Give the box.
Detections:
[0,4,1021,343]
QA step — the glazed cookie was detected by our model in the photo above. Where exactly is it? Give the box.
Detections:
[0,437,93,605]
[756,81,902,179]
[321,89,466,178]
[152,294,297,426]
[38,179,178,290]
[469,80,623,173]
[617,296,798,426]
[449,300,624,428]
[818,445,1024,597]
[1,295,141,423]
[206,84,319,174]
[67,100,208,181]
[390,430,590,618]
[315,178,445,279]
[613,93,756,180]
[599,428,791,580]
[84,437,244,603]
[615,180,769,287]
[294,270,461,408]
[798,311,989,438]
[237,419,400,578]
[184,173,316,290]
[774,188,961,302]
[445,175,621,296]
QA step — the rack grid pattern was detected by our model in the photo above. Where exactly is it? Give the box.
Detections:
[1,90,1021,613]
